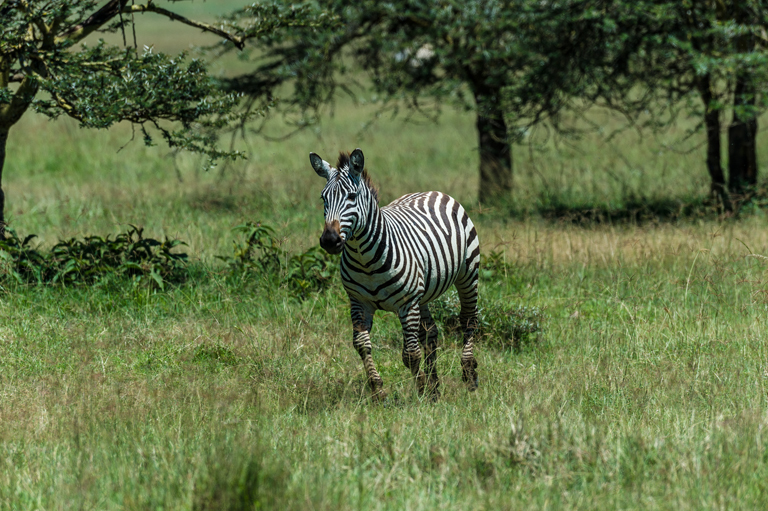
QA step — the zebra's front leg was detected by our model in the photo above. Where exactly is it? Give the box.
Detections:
[399,303,427,396]
[351,300,385,401]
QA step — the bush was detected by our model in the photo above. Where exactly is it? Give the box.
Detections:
[0,226,187,289]
[479,250,510,281]
[221,222,283,277]
[431,291,545,351]
[219,221,337,300]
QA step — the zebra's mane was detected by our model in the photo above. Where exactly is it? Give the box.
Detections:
[337,152,379,203]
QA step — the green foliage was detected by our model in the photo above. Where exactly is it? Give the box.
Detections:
[611,1,768,114]
[33,44,249,162]
[284,245,337,299]
[220,0,768,202]
[217,2,339,41]
[431,290,545,351]
[218,0,651,139]
[220,0,543,126]
[218,0,679,203]
[479,250,511,281]
[0,226,187,289]
[220,221,337,300]
[224,222,283,276]
[0,1,260,160]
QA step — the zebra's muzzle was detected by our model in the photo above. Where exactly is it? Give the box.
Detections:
[320,221,345,254]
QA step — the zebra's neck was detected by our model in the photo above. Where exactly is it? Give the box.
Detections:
[343,192,389,268]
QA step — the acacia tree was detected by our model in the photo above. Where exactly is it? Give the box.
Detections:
[508,0,768,205]
[585,1,768,207]
[219,0,620,204]
[221,0,768,208]
[0,0,325,232]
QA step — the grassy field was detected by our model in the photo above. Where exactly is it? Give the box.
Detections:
[2,8,768,509]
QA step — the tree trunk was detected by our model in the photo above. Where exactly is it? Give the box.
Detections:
[728,76,758,195]
[1,74,40,237]
[728,7,758,197]
[697,78,731,211]
[473,87,512,204]
[0,128,6,236]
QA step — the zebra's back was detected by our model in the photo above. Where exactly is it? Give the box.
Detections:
[341,191,479,312]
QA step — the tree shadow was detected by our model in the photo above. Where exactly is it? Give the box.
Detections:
[537,194,720,225]
[486,185,768,226]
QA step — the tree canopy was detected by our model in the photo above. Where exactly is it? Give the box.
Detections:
[220,0,649,203]
[599,1,768,207]
[4,0,767,218]
[0,0,330,231]
[222,0,768,209]
[220,0,601,202]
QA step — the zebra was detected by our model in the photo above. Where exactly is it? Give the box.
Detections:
[309,148,480,400]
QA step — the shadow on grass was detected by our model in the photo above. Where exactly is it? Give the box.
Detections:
[537,194,720,225]
[479,185,768,226]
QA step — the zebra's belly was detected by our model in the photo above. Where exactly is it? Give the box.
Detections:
[341,261,458,313]
[340,266,421,313]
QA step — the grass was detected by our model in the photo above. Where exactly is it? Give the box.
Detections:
[3,14,768,508]
[1,226,767,509]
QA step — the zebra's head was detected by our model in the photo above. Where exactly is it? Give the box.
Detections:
[309,148,375,255]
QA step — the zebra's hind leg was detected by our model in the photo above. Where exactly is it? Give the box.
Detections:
[399,303,427,396]
[351,300,385,402]
[455,269,480,391]
[418,304,440,399]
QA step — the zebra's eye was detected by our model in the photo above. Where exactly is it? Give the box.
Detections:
[347,192,357,201]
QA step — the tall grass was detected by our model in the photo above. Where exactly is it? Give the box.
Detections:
[1,231,767,508]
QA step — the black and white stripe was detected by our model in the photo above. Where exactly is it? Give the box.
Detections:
[310,148,480,399]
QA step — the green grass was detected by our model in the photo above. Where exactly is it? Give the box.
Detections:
[1,231,767,509]
[3,17,768,507]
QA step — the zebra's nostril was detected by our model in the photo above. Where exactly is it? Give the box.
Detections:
[320,229,344,254]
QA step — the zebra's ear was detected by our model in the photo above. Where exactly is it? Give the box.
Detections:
[309,152,330,179]
[349,148,364,178]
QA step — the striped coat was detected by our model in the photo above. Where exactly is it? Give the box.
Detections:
[310,148,479,400]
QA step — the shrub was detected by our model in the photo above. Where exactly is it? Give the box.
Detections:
[284,245,336,299]
[431,290,545,351]
[0,226,187,289]
[479,249,510,281]
[220,221,337,300]
[222,222,283,277]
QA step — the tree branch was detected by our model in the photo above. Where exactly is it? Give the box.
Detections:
[58,0,245,49]
[0,75,39,128]
[58,0,130,44]
[123,2,245,49]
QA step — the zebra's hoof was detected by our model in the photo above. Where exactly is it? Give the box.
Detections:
[371,389,388,404]
[424,388,441,402]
